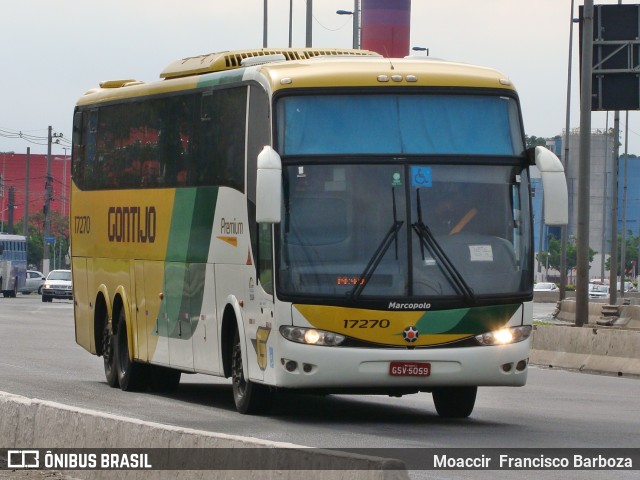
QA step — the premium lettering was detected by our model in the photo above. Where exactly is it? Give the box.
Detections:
[108,206,156,243]
[221,217,243,235]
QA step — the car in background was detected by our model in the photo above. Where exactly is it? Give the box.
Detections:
[533,282,558,292]
[41,269,72,302]
[19,270,46,294]
[588,283,609,299]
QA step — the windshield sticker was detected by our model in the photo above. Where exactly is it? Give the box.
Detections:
[411,166,432,188]
[469,245,493,262]
[392,172,403,187]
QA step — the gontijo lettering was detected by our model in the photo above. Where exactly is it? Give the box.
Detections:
[107,206,156,243]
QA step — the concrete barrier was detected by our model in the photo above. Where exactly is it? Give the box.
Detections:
[0,391,408,480]
[553,299,640,329]
[530,325,640,376]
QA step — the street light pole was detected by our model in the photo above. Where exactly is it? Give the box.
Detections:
[337,1,360,49]
[560,0,576,301]
[352,0,359,49]
[306,0,313,47]
[263,0,268,48]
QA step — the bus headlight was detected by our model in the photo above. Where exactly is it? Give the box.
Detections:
[280,326,346,346]
[475,325,532,346]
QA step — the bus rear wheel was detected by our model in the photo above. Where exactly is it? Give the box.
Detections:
[231,328,271,414]
[102,318,119,388]
[115,309,148,391]
[432,386,477,418]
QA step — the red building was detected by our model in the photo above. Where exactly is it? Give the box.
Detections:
[361,0,412,58]
[0,152,71,233]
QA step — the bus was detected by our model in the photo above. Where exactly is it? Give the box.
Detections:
[71,48,567,417]
[0,233,27,297]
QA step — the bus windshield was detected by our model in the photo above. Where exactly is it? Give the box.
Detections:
[277,93,524,156]
[275,93,531,304]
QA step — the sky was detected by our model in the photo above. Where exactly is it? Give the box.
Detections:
[1,0,639,157]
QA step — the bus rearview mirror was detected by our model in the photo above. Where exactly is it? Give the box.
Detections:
[256,146,282,223]
[533,146,568,226]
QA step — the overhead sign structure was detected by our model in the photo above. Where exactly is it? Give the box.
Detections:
[580,4,640,111]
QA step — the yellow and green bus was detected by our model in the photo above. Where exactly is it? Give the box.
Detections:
[71,48,567,417]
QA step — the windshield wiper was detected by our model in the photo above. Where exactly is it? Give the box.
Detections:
[412,189,476,303]
[348,188,403,301]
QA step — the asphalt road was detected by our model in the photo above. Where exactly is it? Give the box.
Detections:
[1,296,638,480]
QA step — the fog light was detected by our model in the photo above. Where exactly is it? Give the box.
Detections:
[285,360,297,372]
[502,363,514,372]
[302,363,313,373]
[516,359,528,371]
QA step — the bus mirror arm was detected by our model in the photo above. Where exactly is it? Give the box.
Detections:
[531,146,568,226]
[256,146,283,223]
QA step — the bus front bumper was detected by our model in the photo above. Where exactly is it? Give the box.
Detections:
[268,337,531,390]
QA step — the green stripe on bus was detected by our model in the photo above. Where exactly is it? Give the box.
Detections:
[162,187,218,340]
[166,187,218,262]
[414,304,521,335]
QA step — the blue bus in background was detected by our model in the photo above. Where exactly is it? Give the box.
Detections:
[0,233,27,297]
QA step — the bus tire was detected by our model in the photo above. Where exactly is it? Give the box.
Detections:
[231,328,271,414]
[9,279,17,298]
[115,309,147,392]
[102,317,119,388]
[432,386,477,418]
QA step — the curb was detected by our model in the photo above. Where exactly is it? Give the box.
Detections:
[0,391,408,480]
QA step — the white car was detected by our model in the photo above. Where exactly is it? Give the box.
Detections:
[533,282,558,292]
[588,283,609,299]
[41,269,72,302]
[20,270,46,294]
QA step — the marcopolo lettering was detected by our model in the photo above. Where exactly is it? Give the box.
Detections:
[108,206,157,243]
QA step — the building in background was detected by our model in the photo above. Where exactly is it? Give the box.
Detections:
[532,129,640,282]
[0,152,71,233]
[360,0,411,57]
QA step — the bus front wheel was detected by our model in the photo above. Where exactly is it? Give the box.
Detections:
[231,328,271,414]
[432,386,477,418]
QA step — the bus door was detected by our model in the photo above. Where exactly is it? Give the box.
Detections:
[192,263,221,375]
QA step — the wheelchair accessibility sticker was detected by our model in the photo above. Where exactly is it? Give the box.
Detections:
[411,166,432,187]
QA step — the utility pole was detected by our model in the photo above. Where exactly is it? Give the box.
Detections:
[576,0,594,327]
[44,126,53,275]
[23,147,30,238]
[7,187,15,233]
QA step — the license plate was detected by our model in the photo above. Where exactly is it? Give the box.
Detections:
[389,361,431,377]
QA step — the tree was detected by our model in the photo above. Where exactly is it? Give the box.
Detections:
[537,236,596,274]
[605,230,639,277]
[13,211,69,270]
[525,135,547,149]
